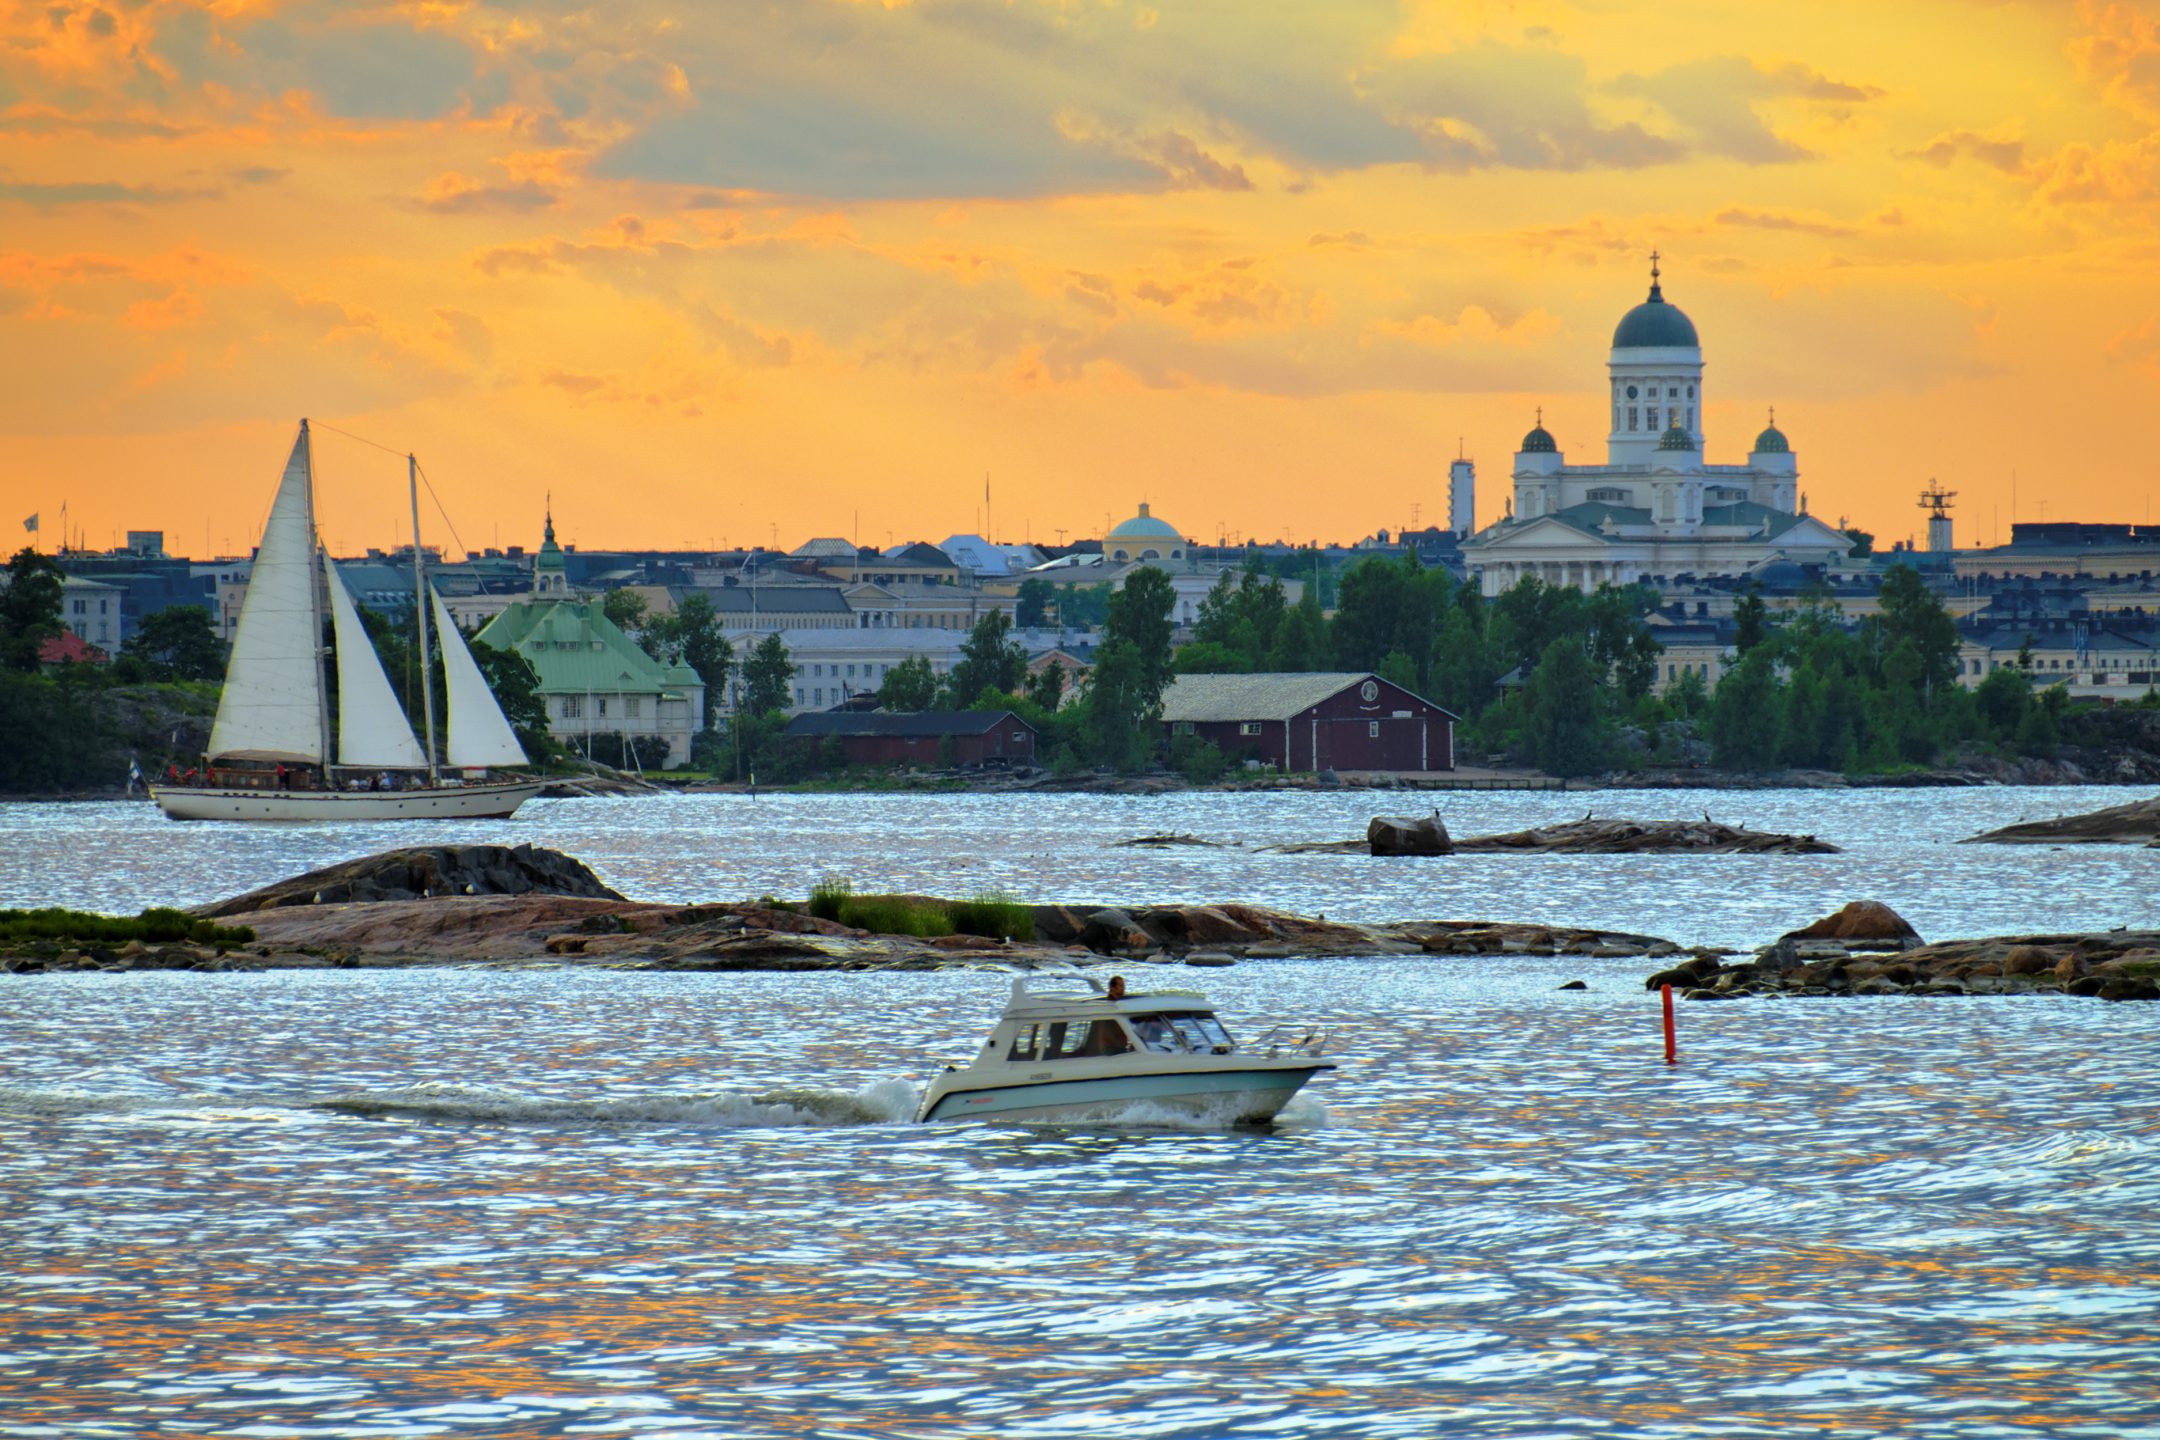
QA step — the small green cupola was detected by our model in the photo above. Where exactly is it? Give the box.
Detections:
[1658,423,1698,452]
[533,500,569,597]
[1520,407,1558,453]
[1753,408,1790,454]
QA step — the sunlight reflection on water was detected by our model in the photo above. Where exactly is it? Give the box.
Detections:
[3,961,2159,1438]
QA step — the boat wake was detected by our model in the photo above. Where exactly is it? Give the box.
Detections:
[0,1078,924,1130]
[990,1090,1337,1133]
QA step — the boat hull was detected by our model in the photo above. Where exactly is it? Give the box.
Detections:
[151,780,545,823]
[919,1064,1330,1126]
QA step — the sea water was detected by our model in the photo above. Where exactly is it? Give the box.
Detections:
[2,789,2158,1437]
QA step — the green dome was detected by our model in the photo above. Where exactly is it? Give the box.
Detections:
[1520,424,1557,454]
[1753,424,1790,454]
[1612,269,1699,350]
[1658,424,1698,452]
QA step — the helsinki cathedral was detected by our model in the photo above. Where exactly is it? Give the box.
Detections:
[1461,257,1853,595]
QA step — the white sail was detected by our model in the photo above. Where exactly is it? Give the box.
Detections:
[208,425,326,763]
[325,557,428,769]
[431,589,529,768]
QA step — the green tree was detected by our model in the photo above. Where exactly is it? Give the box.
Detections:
[1027,663,1066,712]
[1107,567,1176,700]
[602,587,649,635]
[1522,638,1605,776]
[1377,649,1418,694]
[0,547,65,672]
[878,655,939,711]
[670,593,733,723]
[1709,654,1782,770]
[118,605,225,681]
[1015,579,1053,629]
[1266,587,1327,670]
[741,633,796,717]
[1846,528,1875,558]
[1733,585,1769,654]
[946,609,1027,703]
[1171,640,1250,674]
[1869,565,1960,694]
[1974,663,2034,741]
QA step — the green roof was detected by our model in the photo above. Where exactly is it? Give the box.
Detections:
[474,599,694,696]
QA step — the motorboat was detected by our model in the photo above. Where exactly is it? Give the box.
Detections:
[916,975,1333,1125]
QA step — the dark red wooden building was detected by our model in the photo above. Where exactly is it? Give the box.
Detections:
[785,710,1039,768]
[1160,672,1457,773]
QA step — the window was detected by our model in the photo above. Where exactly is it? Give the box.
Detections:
[561,696,581,719]
[597,697,608,717]
[1668,386,1678,398]
[1172,721,1195,735]
[1368,721,1380,737]
[1686,407,1694,429]
[1007,1023,1039,1062]
[626,697,641,718]
[1239,721,1263,736]
[1625,384,1638,399]
[1627,407,1637,430]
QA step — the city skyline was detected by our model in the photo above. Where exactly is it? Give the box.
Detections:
[3,1,2158,556]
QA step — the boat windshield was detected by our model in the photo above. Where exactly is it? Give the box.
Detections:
[1129,1010,1234,1054]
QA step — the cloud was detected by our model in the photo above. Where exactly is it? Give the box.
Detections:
[151,4,482,122]
[1713,207,1857,236]
[0,177,217,207]
[2109,317,2160,371]
[541,369,606,396]
[1611,57,1881,164]
[2070,1,2160,122]
[2035,133,2160,205]
[1905,129,2029,174]
[1368,41,1684,171]
[414,174,559,214]
[432,308,493,364]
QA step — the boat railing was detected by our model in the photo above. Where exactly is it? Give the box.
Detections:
[1253,1025,1330,1059]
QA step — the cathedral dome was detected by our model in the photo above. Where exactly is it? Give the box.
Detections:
[1752,423,1790,454]
[1106,503,1181,543]
[1658,423,1698,452]
[1612,260,1698,350]
[1520,424,1558,454]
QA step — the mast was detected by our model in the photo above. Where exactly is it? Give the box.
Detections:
[409,453,441,786]
[303,418,333,772]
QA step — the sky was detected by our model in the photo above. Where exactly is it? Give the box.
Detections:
[2,0,2157,560]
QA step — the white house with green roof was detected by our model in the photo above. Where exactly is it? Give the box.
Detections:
[475,594,704,767]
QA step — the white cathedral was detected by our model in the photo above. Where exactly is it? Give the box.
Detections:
[1461,258,1853,595]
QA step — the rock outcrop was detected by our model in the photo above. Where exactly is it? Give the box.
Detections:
[1960,795,2160,845]
[197,844,623,916]
[1368,814,1452,856]
[1454,818,1838,854]
[1273,817,1838,855]
[1777,900,1922,950]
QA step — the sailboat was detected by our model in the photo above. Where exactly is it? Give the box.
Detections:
[152,419,547,822]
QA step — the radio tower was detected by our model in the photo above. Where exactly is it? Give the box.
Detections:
[1918,481,1956,553]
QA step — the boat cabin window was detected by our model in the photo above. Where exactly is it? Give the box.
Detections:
[1038,1018,1134,1060]
[1130,1011,1234,1054]
[1007,1023,1040,1062]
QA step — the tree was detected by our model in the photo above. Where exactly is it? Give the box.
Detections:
[1378,649,1417,694]
[1733,585,1769,654]
[602,587,649,635]
[741,632,796,717]
[1846,528,1875,558]
[1709,654,1781,770]
[1974,663,2034,741]
[1171,641,1250,675]
[1266,589,1326,669]
[947,609,1027,703]
[1106,567,1176,702]
[1523,638,1605,776]
[1015,579,1053,629]
[1027,663,1066,712]
[878,655,939,711]
[119,605,225,681]
[670,593,732,722]
[0,547,65,672]
[1871,565,1960,694]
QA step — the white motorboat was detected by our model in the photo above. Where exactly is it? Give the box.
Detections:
[152,420,543,823]
[916,975,1333,1125]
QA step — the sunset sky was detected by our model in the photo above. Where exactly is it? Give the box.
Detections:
[3,0,2157,560]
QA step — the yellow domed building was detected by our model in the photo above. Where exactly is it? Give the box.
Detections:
[1103,504,1187,564]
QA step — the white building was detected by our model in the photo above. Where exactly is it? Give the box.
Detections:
[59,576,121,654]
[1462,258,1853,594]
